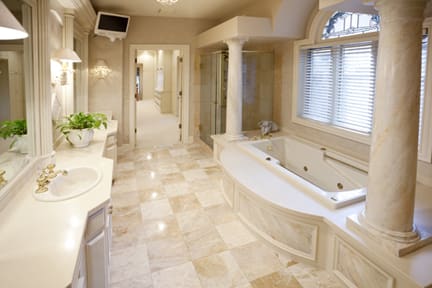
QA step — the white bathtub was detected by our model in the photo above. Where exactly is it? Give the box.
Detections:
[238,136,368,209]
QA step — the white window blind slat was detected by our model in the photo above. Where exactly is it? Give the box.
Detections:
[300,41,377,134]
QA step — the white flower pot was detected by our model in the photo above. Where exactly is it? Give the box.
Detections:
[67,129,94,148]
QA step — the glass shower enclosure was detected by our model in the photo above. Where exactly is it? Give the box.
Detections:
[200,51,274,147]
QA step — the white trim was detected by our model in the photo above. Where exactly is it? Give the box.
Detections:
[128,44,190,149]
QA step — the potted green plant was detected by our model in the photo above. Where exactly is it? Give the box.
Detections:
[0,119,28,153]
[57,112,107,148]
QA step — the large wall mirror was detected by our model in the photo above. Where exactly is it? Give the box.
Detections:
[0,0,37,192]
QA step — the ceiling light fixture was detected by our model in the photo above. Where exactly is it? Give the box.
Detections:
[156,0,179,6]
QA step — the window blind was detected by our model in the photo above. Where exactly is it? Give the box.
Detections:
[419,34,428,145]
[300,41,378,134]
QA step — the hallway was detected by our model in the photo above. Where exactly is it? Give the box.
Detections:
[109,141,342,288]
[135,99,179,148]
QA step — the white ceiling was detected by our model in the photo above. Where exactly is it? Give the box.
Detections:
[90,0,261,20]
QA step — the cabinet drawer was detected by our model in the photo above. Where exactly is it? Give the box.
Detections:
[86,208,105,240]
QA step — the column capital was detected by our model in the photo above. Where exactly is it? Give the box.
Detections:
[223,37,248,47]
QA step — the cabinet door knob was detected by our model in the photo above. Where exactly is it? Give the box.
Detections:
[108,205,113,215]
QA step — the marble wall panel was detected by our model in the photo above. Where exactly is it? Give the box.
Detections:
[222,172,235,207]
[333,237,394,288]
[237,190,318,260]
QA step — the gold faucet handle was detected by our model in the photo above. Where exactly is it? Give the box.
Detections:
[46,163,56,172]
[0,170,5,176]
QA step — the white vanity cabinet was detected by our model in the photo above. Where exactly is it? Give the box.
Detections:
[72,202,112,288]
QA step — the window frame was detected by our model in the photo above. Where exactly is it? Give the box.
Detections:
[292,13,432,162]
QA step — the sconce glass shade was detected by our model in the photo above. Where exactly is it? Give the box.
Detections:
[53,47,82,63]
[0,0,28,40]
[94,59,111,79]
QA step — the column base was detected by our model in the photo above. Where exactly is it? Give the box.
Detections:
[347,213,432,257]
[224,133,248,142]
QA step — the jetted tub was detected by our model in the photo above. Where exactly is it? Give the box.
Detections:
[238,136,368,209]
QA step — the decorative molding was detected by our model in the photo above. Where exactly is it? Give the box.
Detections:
[333,236,394,288]
[57,0,96,33]
[236,186,318,260]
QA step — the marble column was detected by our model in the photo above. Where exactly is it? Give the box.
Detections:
[225,38,247,141]
[362,0,427,242]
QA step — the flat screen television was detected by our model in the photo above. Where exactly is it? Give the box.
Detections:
[94,11,130,41]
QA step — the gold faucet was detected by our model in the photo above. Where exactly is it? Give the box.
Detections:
[35,164,67,193]
[0,169,7,186]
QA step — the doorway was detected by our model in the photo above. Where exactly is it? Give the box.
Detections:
[129,45,190,149]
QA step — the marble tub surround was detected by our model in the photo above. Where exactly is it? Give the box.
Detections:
[110,141,342,288]
[360,0,431,256]
[218,140,432,288]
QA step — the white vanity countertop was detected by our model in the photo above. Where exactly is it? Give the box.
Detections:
[0,122,117,288]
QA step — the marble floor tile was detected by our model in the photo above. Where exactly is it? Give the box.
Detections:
[110,141,344,288]
[152,261,202,288]
[176,209,214,233]
[195,190,225,207]
[184,226,227,260]
[111,191,140,208]
[112,205,142,229]
[230,241,282,281]
[193,250,249,288]
[141,198,173,221]
[177,161,200,171]
[183,169,210,181]
[250,271,302,288]
[204,166,223,178]
[156,162,180,175]
[169,193,202,213]
[138,186,166,202]
[164,182,191,197]
[110,243,149,270]
[169,148,189,157]
[204,204,238,225]
[216,221,256,249]
[197,158,218,168]
[110,272,153,288]
[139,215,182,241]
[146,236,190,272]
[285,263,343,288]
[161,172,186,185]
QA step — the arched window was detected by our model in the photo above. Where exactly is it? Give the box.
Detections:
[322,12,380,39]
[296,11,430,156]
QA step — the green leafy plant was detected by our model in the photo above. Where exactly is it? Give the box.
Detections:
[0,119,27,148]
[56,112,108,136]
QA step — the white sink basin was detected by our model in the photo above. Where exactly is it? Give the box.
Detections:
[33,166,102,202]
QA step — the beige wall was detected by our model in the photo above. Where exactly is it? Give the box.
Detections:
[88,36,123,132]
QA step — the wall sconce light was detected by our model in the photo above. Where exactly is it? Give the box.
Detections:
[93,59,111,79]
[0,0,28,40]
[52,47,81,85]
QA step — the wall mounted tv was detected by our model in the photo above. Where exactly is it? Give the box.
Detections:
[94,11,130,41]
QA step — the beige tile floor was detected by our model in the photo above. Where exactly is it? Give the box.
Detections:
[110,141,344,288]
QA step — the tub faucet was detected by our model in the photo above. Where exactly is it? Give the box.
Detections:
[258,121,279,137]
[35,163,67,193]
